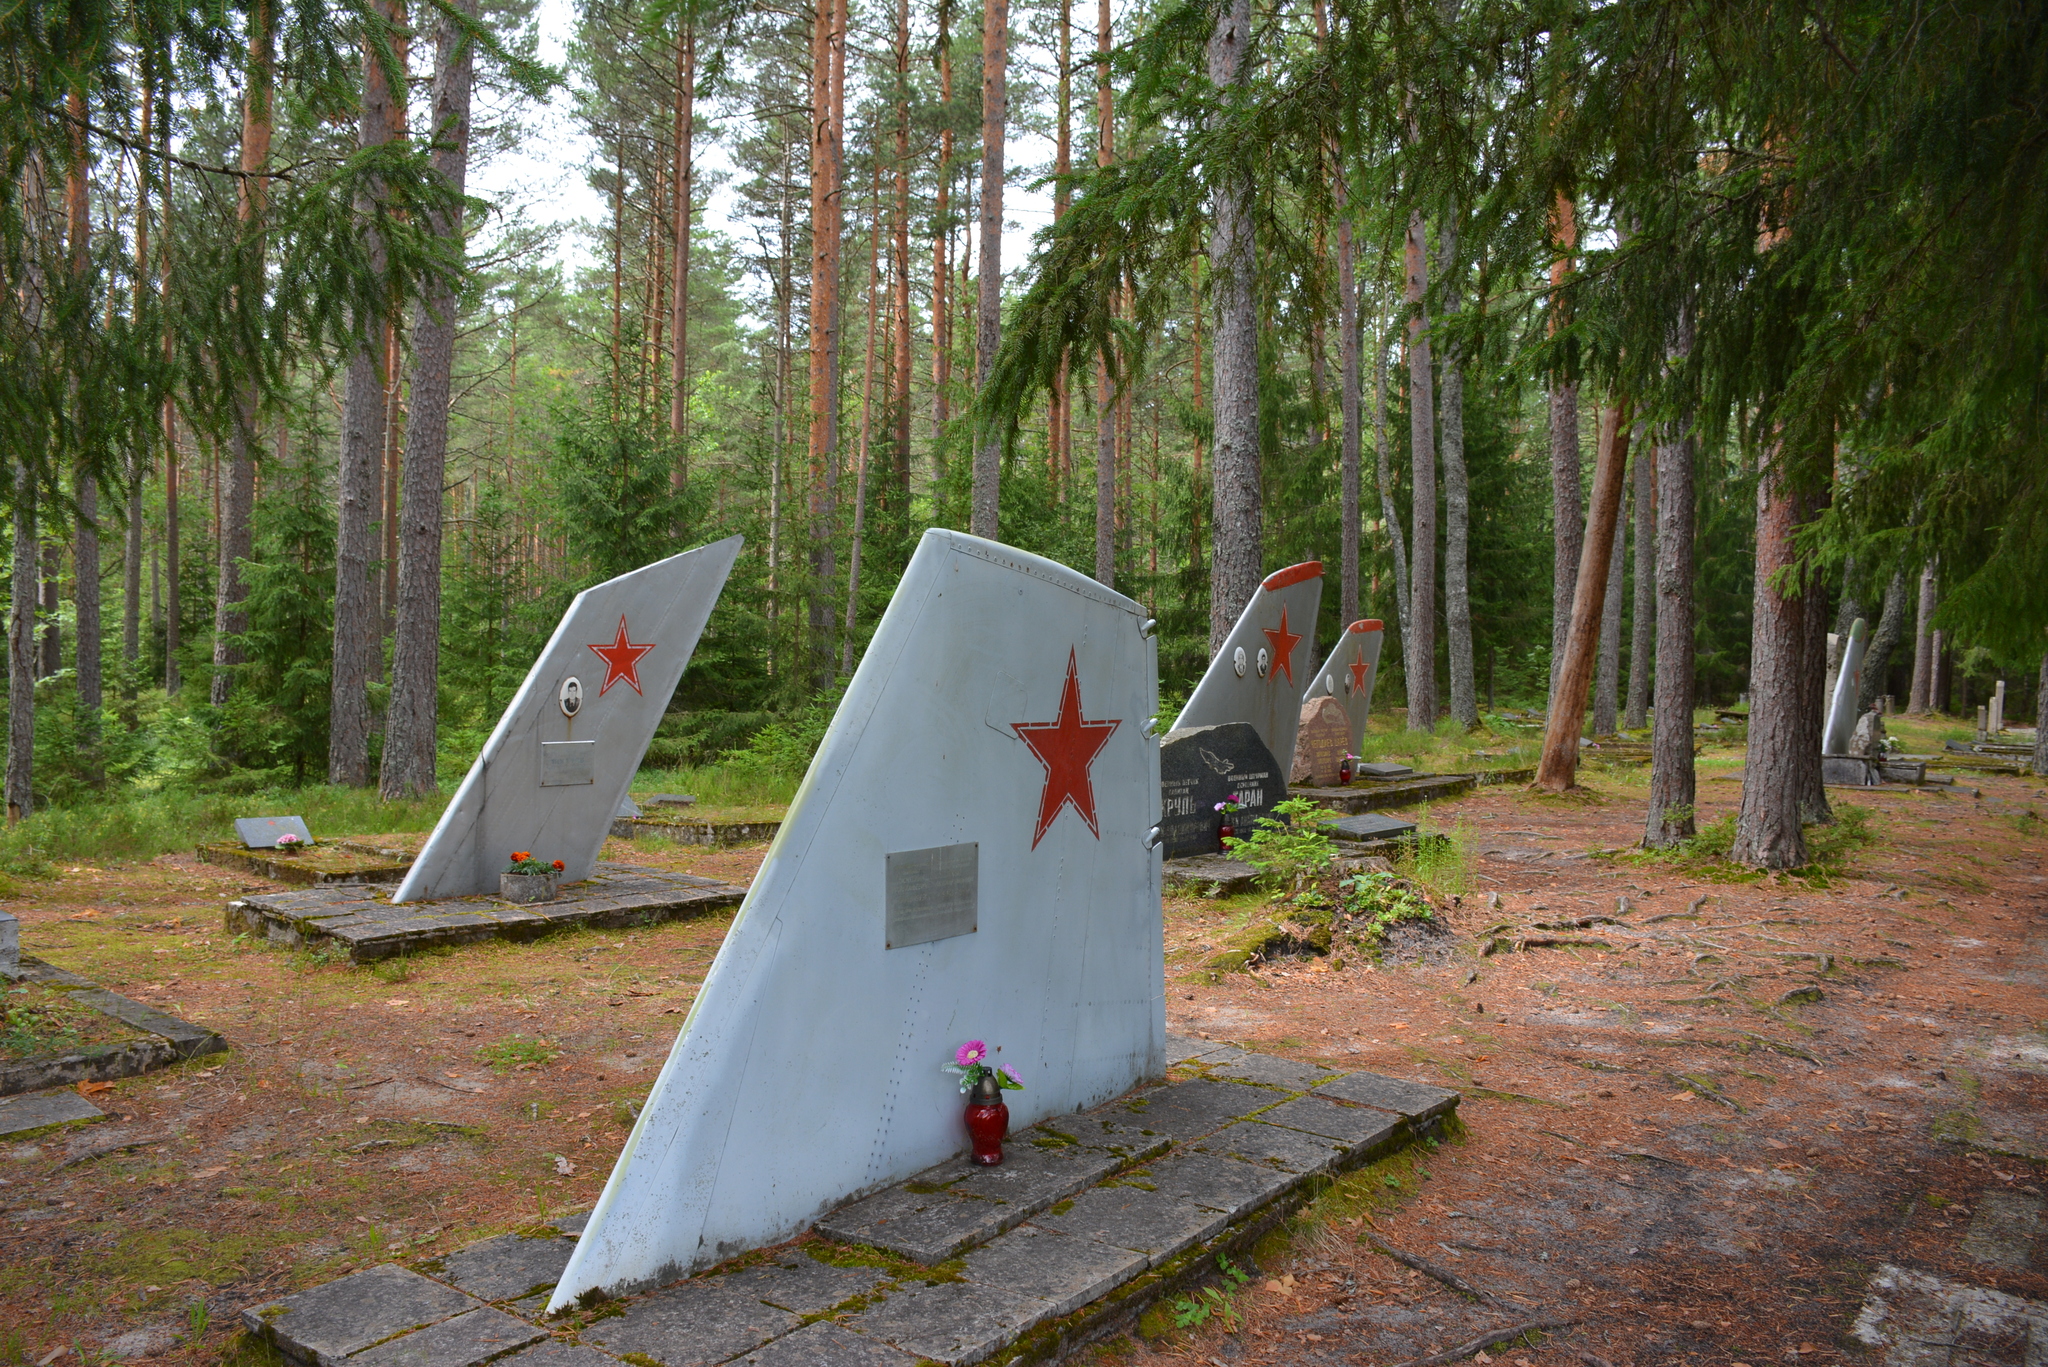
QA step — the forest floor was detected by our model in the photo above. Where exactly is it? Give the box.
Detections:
[1,715,2043,1367]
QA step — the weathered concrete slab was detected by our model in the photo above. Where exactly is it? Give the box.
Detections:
[242,1264,481,1366]
[1851,1263,2048,1366]
[0,1088,104,1136]
[1030,1183,1235,1267]
[958,1225,1147,1318]
[1960,1190,2044,1272]
[580,1276,801,1367]
[1206,1053,1337,1091]
[812,1184,1005,1267]
[1313,1071,1460,1121]
[732,1322,919,1367]
[197,841,412,887]
[1259,1095,1406,1149]
[494,1345,619,1367]
[1081,1078,1282,1147]
[1160,855,1258,897]
[719,1253,888,1316]
[348,1308,544,1367]
[842,1279,1055,1367]
[1326,812,1419,844]
[1193,1119,1349,1175]
[225,864,745,964]
[434,1233,579,1302]
[608,817,783,847]
[1140,1149,1300,1221]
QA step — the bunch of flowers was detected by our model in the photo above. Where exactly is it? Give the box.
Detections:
[504,851,567,876]
[274,833,306,849]
[1214,794,1245,815]
[943,1040,1024,1094]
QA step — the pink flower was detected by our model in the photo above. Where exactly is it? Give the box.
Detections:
[1001,1066,1022,1087]
[955,1040,987,1068]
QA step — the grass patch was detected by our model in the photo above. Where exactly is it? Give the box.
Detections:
[477,1035,560,1072]
[2,982,148,1059]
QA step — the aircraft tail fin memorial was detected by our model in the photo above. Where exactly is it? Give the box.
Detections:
[1303,618,1385,759]
[1172,562,1324,770]
[391,536,744,904]
[1822,617,1871,756]
[548,530,1163,1309]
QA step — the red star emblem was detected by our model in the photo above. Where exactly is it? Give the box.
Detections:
[1348,651,1371,694]
[1012,650,1122,849]
[587,616,656,696]
[1262,606,1303,686]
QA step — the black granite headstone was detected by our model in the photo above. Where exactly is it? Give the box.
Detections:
[1158,723,1286,860]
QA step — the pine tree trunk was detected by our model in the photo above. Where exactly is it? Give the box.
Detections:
[159,110,180,698]
[126,55,150,697]
[1403,212,1437,727]
[39,545,59,679]
[930,21,952,482]
[381,0,472,801]
[1336,216,1360,627]
[1436,215,1473,727]
[1644,370,1695,847]
[843,175,882,674]
[970,0,1007,540]
[1049,0,1071,494]
[1859,570,1907,710]
[1624,438,1655,729]
[332,0,400,787]
[64,98,101,767]
[1373,330,1412,672]
[1205,0,1258,651]
[669,21,694,459]
[1730,453,1810,867]
[1547,193,1581,708]
[1593,489,1625,736]
[123,474,142,679]
[1535,400,1630,792]
[808,0,844,683]
[891,0,912,502]
[8,483,34,823]
[1092,0,1114,588]
[1907,560,1937,713]
[2033,651,2048,777]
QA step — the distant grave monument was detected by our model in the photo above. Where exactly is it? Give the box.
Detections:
[1290,695,1351,786]
[393,537,743,903]
[1173,562,1324,775]
[1821,617,1879,786]
[1301,618,1385,761]
[549,530,1163,1308]
[234,816,313,849]
[1157,722,1284,859]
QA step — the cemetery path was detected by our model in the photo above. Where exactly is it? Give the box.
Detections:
[1,757,2043,1367]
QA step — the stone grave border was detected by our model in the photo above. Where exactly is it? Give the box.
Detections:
[242,1039,1458,1367]
[197,842,415,887]
[1,957,226,1097]
[606,816,784,847]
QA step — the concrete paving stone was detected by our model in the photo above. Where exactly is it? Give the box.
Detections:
[1079,1079,1282,1148]
[1312,1071,1459,1121]
[436,1233,579,1302]
[812,1184,994,1265]
[494,1343,622,1367]
[942,1136,1126,1211]
[1030,1184,1234,1267]
[1960,1191,2044,1272]
[959,1225,1148,1317]
[729,1323,918,1367]
[1258,1095,1405,1149]
[1193,1120,1349,1175]
[1851,1262,2048,1366]
[1164,1034,1209,1065]
[0,1089,104,1136]
[1205,1053,1337,1092]
[842,1279,1055,1366]
[581,1276,801,1367]
[242,1264,482,1366]
[545,1210,591,1236]
[718,1252,888,1315]
[1139,1149,1300,1220]
[348,1308,545,1367]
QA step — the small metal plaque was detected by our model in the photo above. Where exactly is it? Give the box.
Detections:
[541,740,597,787]
[885,843,978,950]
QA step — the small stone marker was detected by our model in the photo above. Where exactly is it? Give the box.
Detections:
[1326,812,1418,844]
[234,816,313,850]
[1158,722,1284,860]
[1352,761,1413,779]
[645,793,696,808]
[0,908,17,971]
[1289,695,1350,787]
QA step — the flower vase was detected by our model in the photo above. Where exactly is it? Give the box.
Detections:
[500,872,561,904]
[964,1073,1008,1166]
[1338,757,1354,786]
[1217,822,1234,852]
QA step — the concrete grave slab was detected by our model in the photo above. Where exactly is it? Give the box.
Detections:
[396,537,742,903]
[242,1264,482,1366]
[1353,762,1413,779]
[731,1322,918,1367]
[1851,1262,2048,1367]
[717,1253,887,1316]
[1327,812,1419,843]
[1140,1149,1300,1220]
[493,1345,620,1367]
[1173,561,1323,771]
[435,1233,579,1302]
[1193,1119,1349,1175]
[1206,1053,1337,1091]
[1313,1071,1460,1121]
[1031,1183,1235,1267]
[1300,619,1385,759]
[1258,1095,1405,1149]
[959,1225,1147,1318]
[1960,1190,2044,1272]
[579,1277,800,1367]
[236,816,314,849]
[553,531,1163,1307]
[0,1089,104,1137]
[812,1183,1011,1266]
[347,1309,544,1367]
[1082,1078,1283,1147]
[843,1279,1055,1367]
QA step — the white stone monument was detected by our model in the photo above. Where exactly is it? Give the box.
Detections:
[1171,562,1324,776]
[548,530,1163,1307]
[1301,618,1385,760]
[1821,617,1870,756]
[392,536,743,903]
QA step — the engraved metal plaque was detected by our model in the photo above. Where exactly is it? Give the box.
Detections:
[540,740,597,787]
[885,843,978,950]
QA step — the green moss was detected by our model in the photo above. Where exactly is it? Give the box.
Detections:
[1049,1199,1075,1216]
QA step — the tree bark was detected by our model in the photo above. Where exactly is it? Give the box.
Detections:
[382,0,472,801]
[1624,436,1655,730]
[64,94,102,766]
[332,0,401,786]
[8,483,34,823]
[1373,324,1412,672]
[1205,0,1258,651]
[1403,213,1437,727]
[969,0,1007,540]
[1092,0,1114,587]
[1644,371,1695,847]
[1547,193,1581,708]
[159,102,180,698]
[1436,215,1472,727]
[930,15,952,483]
[1534,400,1631,792]
[1859,570,1907,710]
[1337,214,1360,628]
[2034,650,2048,777]
[1907,560,1937,713]
[808,0,844,682]
[1731,451,1811,867]
[1593,482,1625,736]
[669,20,695,461]
[891,0,912,503]
[843,172,882,674]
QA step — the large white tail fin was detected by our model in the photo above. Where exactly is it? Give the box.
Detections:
[1172,562,1323,772]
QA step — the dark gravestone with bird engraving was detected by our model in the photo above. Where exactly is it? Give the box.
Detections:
[1158,723,1286,860]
